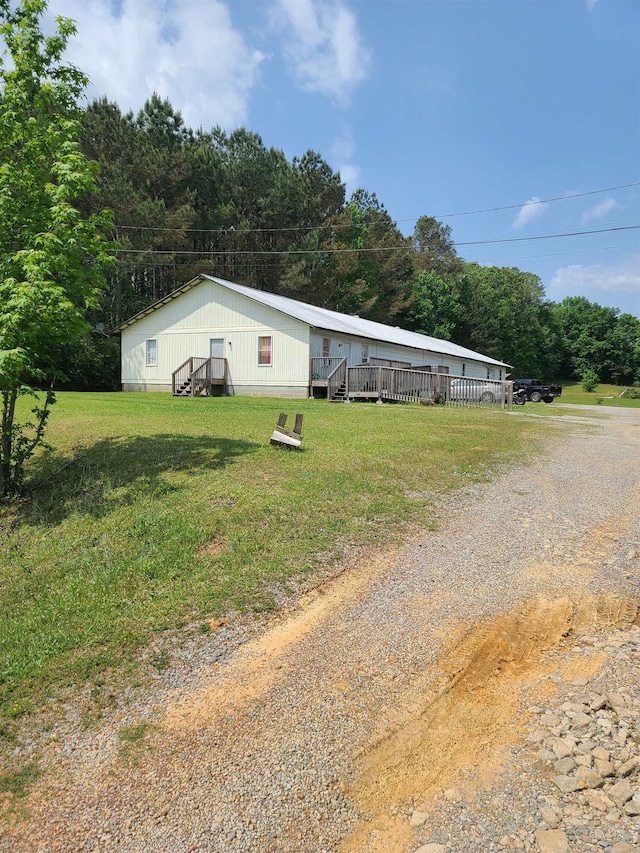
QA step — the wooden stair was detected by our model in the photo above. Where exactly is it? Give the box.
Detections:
[171,357,227,397]
[330,382,347,402]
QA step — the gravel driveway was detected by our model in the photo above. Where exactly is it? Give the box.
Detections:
[2,405,639,853]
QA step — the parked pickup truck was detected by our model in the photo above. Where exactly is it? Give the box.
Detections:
[513,378,562,403]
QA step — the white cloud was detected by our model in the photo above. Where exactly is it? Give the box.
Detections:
[582,197,621,223]
[46,0,264,129]
[272,0,370,105]
[550,255,640,297]
[513,196,549,230]
[331,129,360,191]
[338,163,360,190]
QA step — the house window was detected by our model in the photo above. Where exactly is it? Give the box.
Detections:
[361,344,369,363]
[322,337,330,358]
[146,339,157,367]
[461,363,466,377]
[258,336,272,366]
[487,367,491,379]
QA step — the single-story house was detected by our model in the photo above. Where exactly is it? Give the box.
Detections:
[116,274,509,399]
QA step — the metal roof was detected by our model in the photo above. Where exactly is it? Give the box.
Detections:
[116,274,510,368]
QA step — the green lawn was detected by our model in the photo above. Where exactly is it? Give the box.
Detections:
[1,392,554,722]
[555,381,640,407]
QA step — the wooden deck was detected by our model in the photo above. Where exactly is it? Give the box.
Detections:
[346,365,449,403]
[310,359,510,408]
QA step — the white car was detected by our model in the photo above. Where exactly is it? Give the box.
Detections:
[449,379,503,403]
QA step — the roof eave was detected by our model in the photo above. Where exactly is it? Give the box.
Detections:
[308,324,510,369]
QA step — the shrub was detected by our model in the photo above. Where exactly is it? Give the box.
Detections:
[581,369,599,393]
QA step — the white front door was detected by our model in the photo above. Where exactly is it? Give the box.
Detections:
[210,338,225,358]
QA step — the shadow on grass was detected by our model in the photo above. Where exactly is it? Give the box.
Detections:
[19,433,259,526]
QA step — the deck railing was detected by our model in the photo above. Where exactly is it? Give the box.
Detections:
[347,365,441,402]
[369,357,412,369]
[310,357,345,383]
[191,357,226,395]
[326,358,347,400]
[346,366,506,407]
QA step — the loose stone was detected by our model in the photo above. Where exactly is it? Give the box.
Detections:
[623,794,640,816]
[575,767,604,789]
[539,806,562,829]
[608,780,634,808]
[582,789,615,812]
[534,828,569,853]
[553,775,584,794]
[617,758,638,777]
[611,843,638,853]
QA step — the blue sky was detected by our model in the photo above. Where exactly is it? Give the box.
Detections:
[48,0,640,317]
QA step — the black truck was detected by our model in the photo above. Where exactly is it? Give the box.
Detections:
[513,378,562,403]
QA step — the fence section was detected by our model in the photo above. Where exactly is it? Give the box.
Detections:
[345,366,507,408]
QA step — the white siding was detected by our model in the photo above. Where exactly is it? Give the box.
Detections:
[121,279,310,393]
[310,330,491,378]
[121,278,503,395]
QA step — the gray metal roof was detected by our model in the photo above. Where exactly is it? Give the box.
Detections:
[116,274,510,368]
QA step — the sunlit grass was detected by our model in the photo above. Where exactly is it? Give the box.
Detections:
[557,381,640,408]
[1,392,555,717]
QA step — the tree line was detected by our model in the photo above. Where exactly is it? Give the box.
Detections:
[66,94,639,390]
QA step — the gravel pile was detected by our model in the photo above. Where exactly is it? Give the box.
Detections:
[408,624,640,853]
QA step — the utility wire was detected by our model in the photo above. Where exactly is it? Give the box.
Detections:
[109,241,639,269]
[112,224,640,256]
[416,183,640,221]
[472,242,637,264]
[112,181,640,236]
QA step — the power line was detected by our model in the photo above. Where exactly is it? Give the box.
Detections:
[419,183,640,221]
[471,242,638,264]
[106,241,639,270]
[458,224,639,247]
[111,224,640,256]
[112,181,640,236]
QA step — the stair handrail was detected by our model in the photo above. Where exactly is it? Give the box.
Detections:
[189,357,227,396]
[172,357,194,395]
[189,357,213,397]
[327,358,347,400]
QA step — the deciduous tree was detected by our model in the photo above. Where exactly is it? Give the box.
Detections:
[0,0,112,497]
[456,263,561,378]
[552,297,640,383]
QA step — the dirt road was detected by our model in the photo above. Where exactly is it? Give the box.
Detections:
[2,405,639,853]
